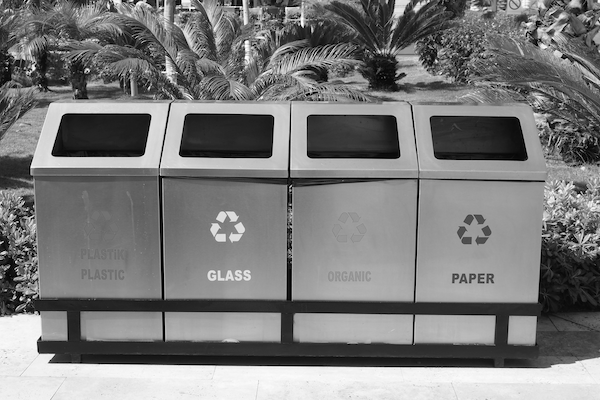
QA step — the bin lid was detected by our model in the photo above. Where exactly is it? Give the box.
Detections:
[412,103,547,181]
[30,101,171,177]
[160,101,290,179]
[290,102,418,179]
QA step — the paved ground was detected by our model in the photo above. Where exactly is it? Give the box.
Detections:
[1,313,600,400]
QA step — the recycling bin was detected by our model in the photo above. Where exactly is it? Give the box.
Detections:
[290,102,418,344]
[160,102,290,342]
[412,104,546,346]
[31,101,170,342]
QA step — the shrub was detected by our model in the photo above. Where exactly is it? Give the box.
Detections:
[538,115,600,164]
[540,180,600,312]
[0,192,38,315]
[416,11,524,83]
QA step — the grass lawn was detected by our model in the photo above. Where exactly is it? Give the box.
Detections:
[1,55,598,205]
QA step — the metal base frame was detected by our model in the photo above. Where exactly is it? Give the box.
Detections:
[35,299,541,367]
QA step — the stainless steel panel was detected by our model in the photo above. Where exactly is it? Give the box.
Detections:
[412,103,547,181]
[160,102,290,178]
[507,316,537,346]
[165,313,281,342]
[80,312,163,341]
[290,102,418,179]
[162,178,287,300]
[415,180,544,303]
[31,101,170,177]
[294,314,413,344]
[35,176,162,299]
[292,180,417,301]
[414,315,496,345]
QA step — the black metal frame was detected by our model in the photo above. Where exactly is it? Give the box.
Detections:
[36,299,540,367]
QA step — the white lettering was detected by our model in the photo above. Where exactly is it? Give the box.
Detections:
[207,270,252,282]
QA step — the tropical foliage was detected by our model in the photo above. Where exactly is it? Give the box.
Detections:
[470,26,600,163]
[0,82,36,141]
[322,0,457,90]
[11,0,122,96]
[80,0,368,101]
[416,11,525,83]
[540,180,600,312]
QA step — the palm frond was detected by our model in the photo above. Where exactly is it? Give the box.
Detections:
[391,0,453,54]
[268,43,360,75]
[325,1,381,52]
[64,40,104,65]
[198,75,254,100]
[0,82,36,141]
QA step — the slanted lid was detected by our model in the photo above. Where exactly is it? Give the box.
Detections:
[30,101,171,177]
[290,102,418,179]
[160,102,290,179]
[412,103,547,181]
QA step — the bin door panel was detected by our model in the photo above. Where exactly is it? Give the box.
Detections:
[35,176,162,299]
[292,180,417,302]
[415,180,544,303]
[162,178,287,300]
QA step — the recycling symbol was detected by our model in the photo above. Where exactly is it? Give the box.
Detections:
[457,214,491,245]
[210,211,245,243]
[332,212,367,243]
[83,210,117,244]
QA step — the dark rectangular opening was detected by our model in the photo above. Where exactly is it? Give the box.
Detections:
[52,114,151,157]
[179,114,274,158]
[307,115,400,159]
[430,116,528,160]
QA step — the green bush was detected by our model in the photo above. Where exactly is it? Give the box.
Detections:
[0,192,38,315]
[540,180,600,312]
[416,11,524,83]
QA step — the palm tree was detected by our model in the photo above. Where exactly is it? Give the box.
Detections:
[12,1,121,97]
[465,35,600,162]
[91,0,368,101]
[323,0,455,91]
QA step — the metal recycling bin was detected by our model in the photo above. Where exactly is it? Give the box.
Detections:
[160,102,290,342]
[290,102,418,345]
[31,101,170,342]
[412,103,546,346]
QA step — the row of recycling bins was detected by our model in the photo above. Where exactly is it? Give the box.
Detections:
[32,101,546,348]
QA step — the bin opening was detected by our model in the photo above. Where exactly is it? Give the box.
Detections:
[51,114,151,157]
[430,116,528,161]
[179,114,274,158]
[307,115,400,159]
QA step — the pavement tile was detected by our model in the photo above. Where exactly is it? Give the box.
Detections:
[400,357,596,384]
[51,377,259,400]
[548,315,593,331]
[578,357,600,384]
[538,331,600,357]
[0,315,41,377]
[255,381,457,400]
[0,376,65,400]
[22,353,216,380]
[553,313,600,331]
[537,316,557,332]
[452,383,600,400]
[213,365,405,383]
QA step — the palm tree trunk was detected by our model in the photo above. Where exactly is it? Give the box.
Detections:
[360,53,400,91]
[164,0,177,83]
[70,61,88,99]
[242,0,251,65]
[34,52,49,92]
